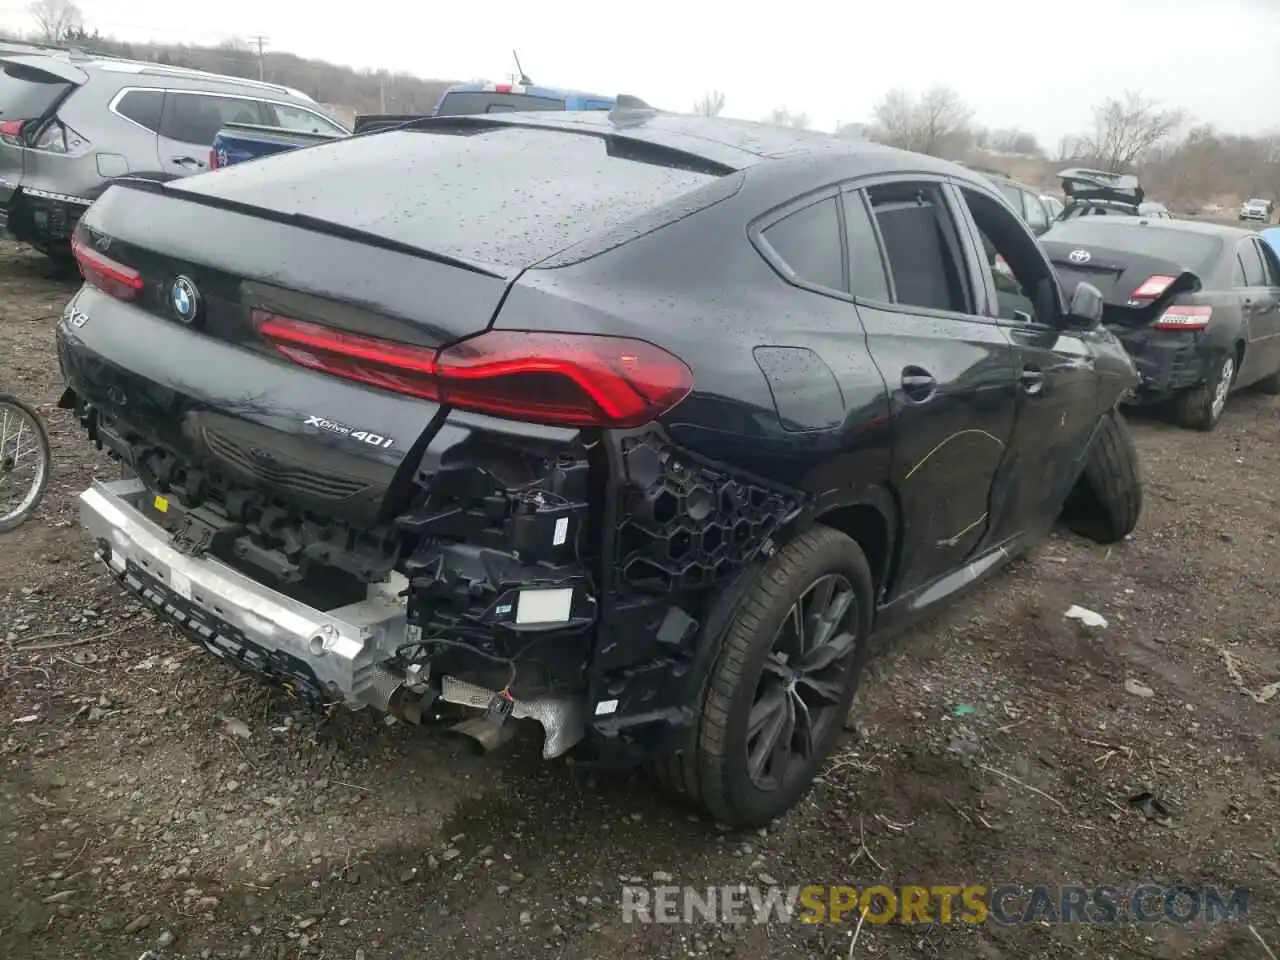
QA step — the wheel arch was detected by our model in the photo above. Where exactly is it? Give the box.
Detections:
[810,487,897,602]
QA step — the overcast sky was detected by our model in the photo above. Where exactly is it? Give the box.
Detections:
[2,0,1277,146]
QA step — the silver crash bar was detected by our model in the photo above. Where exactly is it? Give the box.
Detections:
[79,477,408,705]
[77,477,588,757]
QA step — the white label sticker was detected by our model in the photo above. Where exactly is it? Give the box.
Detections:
[169,571,192,600]
[515,587,574,625]
[594,699,619,716]
[553,516,569,546]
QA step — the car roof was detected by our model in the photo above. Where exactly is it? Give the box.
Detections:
[4,49,313,102]
[414,109,982,183]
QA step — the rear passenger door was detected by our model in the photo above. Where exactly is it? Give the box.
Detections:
[156,91,269,177]
[844,178,1019,597]
[1236,238,1280,384]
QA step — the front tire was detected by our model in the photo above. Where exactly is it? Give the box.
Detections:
[659,526,874,828]
[1172,351,1235,431]
[1062,409,1142,544]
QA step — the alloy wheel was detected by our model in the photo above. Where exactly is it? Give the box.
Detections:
[1212,356,1234,420]
[746,573,859,791]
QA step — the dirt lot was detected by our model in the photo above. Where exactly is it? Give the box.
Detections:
[1,240,1277,960]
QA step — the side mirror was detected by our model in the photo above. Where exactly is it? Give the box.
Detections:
[1067,281,1104,328]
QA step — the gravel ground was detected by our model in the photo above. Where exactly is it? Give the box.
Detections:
[1,240,1278,960]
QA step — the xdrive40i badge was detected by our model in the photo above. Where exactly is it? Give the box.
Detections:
[303,414,396,449]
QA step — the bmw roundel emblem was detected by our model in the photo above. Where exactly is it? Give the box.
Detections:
[170,275,201,324]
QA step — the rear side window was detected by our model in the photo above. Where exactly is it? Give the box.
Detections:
[434,91,565,116]
[1237,241,1266,287]
[263,102,345,135]
[0,65,70,123]
[113,89,163,132]
[1021,191,1049,231]
[159,93,267,145]
[995,182,1022,211]
[1255,240,1280,286]
[761,197,844,292]
[841,191,890,301]
[867,182,969,314]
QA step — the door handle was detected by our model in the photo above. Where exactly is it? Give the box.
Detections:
[171,156,204,167]
[901,366,937,402]
[1020,365,1044,395]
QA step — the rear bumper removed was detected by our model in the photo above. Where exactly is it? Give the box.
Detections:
[79,476,586,757]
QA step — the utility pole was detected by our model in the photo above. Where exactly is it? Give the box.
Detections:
[379,74,387,112]
[249,34,268,81]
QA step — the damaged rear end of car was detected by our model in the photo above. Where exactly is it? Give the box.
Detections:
[1042,220,1226,400]
[57,115,804,768]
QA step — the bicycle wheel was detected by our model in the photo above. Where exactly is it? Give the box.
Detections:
[0,394,53,533]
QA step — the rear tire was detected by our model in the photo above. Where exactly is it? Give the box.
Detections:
[1062,409,1142,544]
[654,525,874,828]
[1172,351,1235,431]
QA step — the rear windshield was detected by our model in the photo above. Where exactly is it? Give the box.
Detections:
[434,91,566,116]
[1044,221,1222,272]
[0,65,70,122]
[178,124,726,271]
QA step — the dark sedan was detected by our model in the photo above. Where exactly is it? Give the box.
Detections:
[57,105,1143,826]
[1042,217,1280,430]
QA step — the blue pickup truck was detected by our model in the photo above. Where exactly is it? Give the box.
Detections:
[210,80,618,169]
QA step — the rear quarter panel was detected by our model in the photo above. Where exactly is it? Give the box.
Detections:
[494,171,894,506]
[33,77,159,199]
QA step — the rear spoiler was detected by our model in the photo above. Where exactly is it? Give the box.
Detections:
[352,114,429,135]
[1058,167,1145,206]
[0,53,88,86]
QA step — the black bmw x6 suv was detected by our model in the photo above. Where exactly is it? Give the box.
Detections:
[56,105,1143,826]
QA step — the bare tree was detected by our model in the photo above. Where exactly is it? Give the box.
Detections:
[982,127,1043,156]
[763,106,810,129]
[1074,90,1186,172]
[870,86,973,159]
[28,0,81,43]
[692,90,726,118]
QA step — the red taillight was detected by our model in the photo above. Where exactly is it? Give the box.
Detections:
[208,147,218,170]
[1153,305,1211,331]
[436,330,694,428]
[493,83,512,94]
[253,313,440,400]
[1130,274,1177,301]
[253,313,694,428]
[0,118,24,139]
[70,236,144,302]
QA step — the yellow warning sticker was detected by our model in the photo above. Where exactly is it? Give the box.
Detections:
[153,495,169,513]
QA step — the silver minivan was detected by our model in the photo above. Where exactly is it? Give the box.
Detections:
[0,49,349,256]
